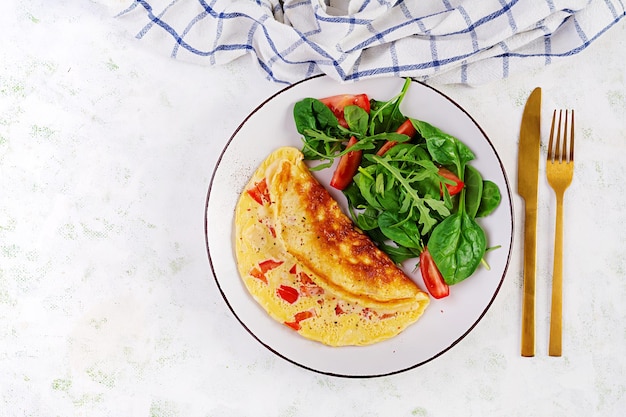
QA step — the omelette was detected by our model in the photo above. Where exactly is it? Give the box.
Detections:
[234,147,430,346]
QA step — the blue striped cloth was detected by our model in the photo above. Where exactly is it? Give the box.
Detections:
[119,0,625,85]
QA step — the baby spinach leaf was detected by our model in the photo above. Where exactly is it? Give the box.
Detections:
[353,168,382,211]
[464,165,483,219]
[428,212,487,285]
[378,211,422,250]
[413,119,476,179]
[293,98,338,134]
[476,180,501,217]
[344,105,369,137]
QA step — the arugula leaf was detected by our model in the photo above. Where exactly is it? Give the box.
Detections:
[369,153,450,235]
[368,78,411,135]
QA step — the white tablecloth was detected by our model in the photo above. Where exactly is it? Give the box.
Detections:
[1,1,625,416]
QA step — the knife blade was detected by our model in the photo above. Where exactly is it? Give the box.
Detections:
[518,87,542,357]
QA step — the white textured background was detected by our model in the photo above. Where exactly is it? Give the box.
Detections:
[1,1,625,416]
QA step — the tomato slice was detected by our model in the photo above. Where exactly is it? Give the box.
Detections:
[420,248,449,299]
[376,119,416,156]
[276,285,299,304]
[438,167,464,196]
[319,93,370,128]
[330,136,362,190]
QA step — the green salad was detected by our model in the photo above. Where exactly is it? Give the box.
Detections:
[292,78,501,299]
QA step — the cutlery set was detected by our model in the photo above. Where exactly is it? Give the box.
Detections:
[518,88,575,357]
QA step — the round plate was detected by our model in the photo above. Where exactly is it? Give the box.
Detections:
[205,76,513,378]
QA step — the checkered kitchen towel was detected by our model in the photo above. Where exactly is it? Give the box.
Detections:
[119,0,625,85]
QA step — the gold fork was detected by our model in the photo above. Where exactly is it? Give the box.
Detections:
[546,109,575,357]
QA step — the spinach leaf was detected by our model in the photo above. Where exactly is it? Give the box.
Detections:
[476,180,501,217]
[377,211,422,250]
[344,105,369,137]
[428,212,487,285]
[464,165,483,219]
[412,119,476,180]
[293,98,338,134]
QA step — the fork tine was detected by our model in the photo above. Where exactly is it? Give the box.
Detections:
[555,110,563,162]
[548,110,557,162]
[562,110,569,163]
[569,110,575,163]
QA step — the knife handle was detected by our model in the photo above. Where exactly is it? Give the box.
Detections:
[521,199,537,357]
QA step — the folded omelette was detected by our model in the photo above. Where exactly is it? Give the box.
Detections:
[234,147,429,346]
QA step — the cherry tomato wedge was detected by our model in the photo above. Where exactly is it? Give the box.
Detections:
[376,119,417,156]
[420,248,449,299]
[319,94,370,128]
[330,136,362,190]
[438,167,464,196]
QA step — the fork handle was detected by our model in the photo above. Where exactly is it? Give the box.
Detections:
[549,193,565,356]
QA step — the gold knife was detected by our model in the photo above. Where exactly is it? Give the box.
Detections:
[518,87,542,357]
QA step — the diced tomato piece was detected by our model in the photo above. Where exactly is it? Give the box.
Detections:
[297,271,324,296]
[319,93,370,128]
[284,321,301,331]
[438,167,464,196]
[276,285,299,304]
[289,264,298,274]
[249,267,267,284]
[298,271,314,285]
[377,119,417,156]
[334,304,345,315]
[300,284,324,296]
[284,310,315,331]
[294,310,314,322]
[246,179,271,205]
[420,248,449,299]
[258,259,283,273]
[330,136,362,190]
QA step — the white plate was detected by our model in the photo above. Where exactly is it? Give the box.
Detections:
[205,76,513,378]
